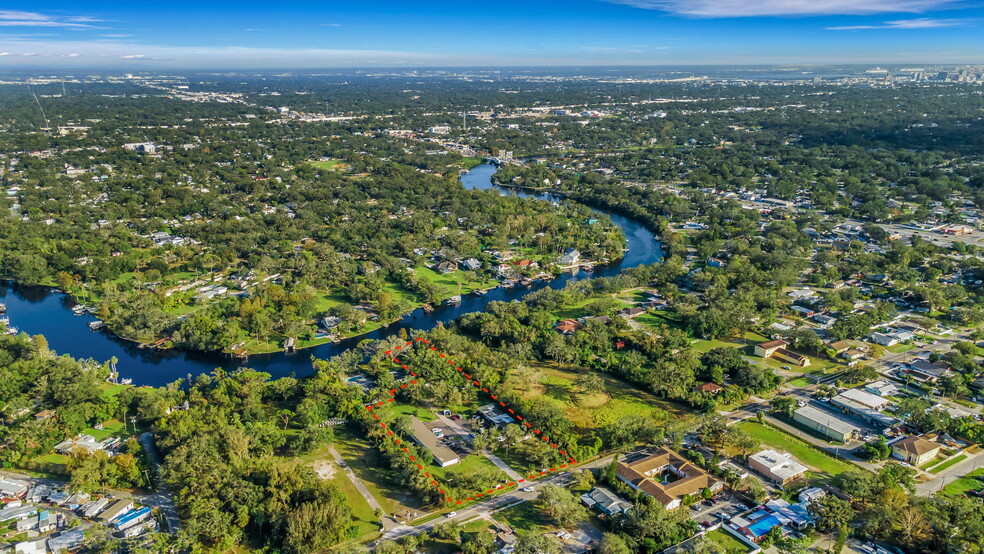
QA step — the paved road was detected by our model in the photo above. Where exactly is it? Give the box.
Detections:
[137,432,181,532]
[916,448,983,496]
[376,454,615,545]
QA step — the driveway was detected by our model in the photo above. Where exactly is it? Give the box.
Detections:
[434,412,523,481]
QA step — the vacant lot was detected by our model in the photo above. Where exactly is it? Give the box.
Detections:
[333,425,426,516]
[505,363,688,437]
[706,529,753,553]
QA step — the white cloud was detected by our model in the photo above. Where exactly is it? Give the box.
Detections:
[828,17,965,29]
[120,54,146,59]
[0,52,10,56]
[606,0,958,17]
[0,10,102,28]
[59,53,80,57]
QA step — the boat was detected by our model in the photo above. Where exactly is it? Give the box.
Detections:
[4,325,16,336]
[445,295,462,305]
[0,303,6,314]
[88,320,105,331]
[71,305,87,316]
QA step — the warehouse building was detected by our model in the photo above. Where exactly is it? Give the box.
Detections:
[792,405,860,442]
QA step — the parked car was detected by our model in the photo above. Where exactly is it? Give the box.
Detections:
[445,511,457,518]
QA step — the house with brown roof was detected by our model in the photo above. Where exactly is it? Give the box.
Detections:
[891,435,941,466]
[555,319,580,335]
[694,382,723,394]
[615,449,723,510]
[754,339,787,358]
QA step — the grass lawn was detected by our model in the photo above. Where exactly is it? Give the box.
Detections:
[98,383,131,400]
[552,296,630,321]
[930,454,967,474]
[736,421,856,477]
[413,266,499,298]
[941,467,984,497]
[920,455,947,470]
[32,453,68,467]
[82,419,129,441]
[496,501,550,534]
[888,343,916,354]
[691,331,770,355]
[788,377,811,388]
[706,529,752,554]
[310,159,349,171]
[428,454,509,491]
[333,425,426,517]
[637,311,684,330]
[460,157,483,170]
[389,404,438,422]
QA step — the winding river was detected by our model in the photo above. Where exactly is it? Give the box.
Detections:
[0,164,663,386]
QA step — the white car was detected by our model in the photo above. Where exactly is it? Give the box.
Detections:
[523,487,535,492]
[445,511,457,518]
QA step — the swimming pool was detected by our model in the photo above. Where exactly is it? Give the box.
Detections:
[747,515,781,538]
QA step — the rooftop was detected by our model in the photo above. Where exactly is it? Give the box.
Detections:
[893,435,940,456]
[616,448,720,507]
[749,449,808,481]
[408,417,459,466]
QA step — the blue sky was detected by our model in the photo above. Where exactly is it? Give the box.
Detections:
[0,1,981,68]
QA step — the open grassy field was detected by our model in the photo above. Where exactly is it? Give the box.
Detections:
[98,382,132,400]
[427,452,507,486]
[504,363,687,438]
[310,159,350,171]
[736,421,856,478]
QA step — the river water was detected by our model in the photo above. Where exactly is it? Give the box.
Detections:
[0,164,662,386]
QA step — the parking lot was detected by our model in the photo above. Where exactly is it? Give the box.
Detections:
[689,492,751,528]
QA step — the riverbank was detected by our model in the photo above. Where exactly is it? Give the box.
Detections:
[0,164,662,386]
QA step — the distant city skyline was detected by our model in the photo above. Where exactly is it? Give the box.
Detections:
[0,1,981,68]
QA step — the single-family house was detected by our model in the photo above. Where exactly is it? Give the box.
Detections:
[749,450,809,486]
[580,487,632,516]
[891,436,941,466]
[558,248,580,266]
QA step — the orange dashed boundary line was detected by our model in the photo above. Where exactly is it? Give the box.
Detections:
[365,338,578,505]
